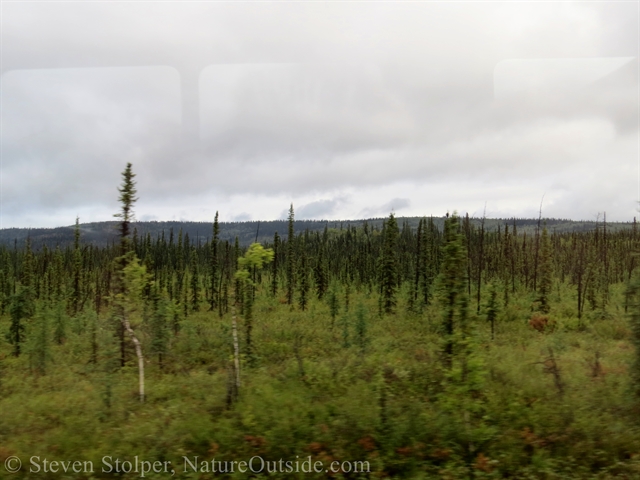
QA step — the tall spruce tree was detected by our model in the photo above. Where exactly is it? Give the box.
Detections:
[536,226,552,314]
[112,163,146,402]
[298,251,310,311]
[271,232,279,298]
[502,223,512,306]
[7,287,32,357]
[209,211,219,311]
[71,217,82,316]
[476,212,486,314]
[421,217,437,307]
[314,245,328,300]
[286,204,296,306]
[8,238,36,357]
[22,236,34,304]
[439,212,468,370]
[233,237,241,312]
[190,246,200,312]
[409,218,424,313]
[379,213,399,314]
[113,163,137,367]
[114,163,137,257]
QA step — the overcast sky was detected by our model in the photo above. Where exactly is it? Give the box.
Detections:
[1,1,638,228]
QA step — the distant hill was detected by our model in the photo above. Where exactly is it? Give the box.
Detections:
[1,216,636,250]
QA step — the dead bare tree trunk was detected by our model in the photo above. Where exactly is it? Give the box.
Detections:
[122,314,144,403]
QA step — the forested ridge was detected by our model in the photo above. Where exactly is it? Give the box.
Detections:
[1,215,634,250]
[2,164,640,478]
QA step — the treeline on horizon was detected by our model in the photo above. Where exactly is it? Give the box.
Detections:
[0,213,636,251]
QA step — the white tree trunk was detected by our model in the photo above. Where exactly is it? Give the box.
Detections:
[122,315,145,403]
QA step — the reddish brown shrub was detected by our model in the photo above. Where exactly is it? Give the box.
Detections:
[357,436,377,452]
[529,314,549,333]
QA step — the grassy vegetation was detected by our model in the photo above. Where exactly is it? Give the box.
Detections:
[1,278,640,479]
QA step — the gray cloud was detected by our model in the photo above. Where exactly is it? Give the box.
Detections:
[359,198,410,219]
[139,213,158,222]
[1,2,637,227]
[231,212,252,222]
[295,198,345,220]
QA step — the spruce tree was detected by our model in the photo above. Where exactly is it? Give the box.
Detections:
[190,246,200,312]
[298,251,310,311]
[209,211,219,311]
[421,217,437,307]
[439,212,468,369]
[22,237,34,304]
[379,213,399,314]
[112,163,146,402]
[233,237,241,313]
[50,247,63,303]
[114,163,137,257]
[476,213,486,314]
[536,227,552,314]
[7,288,31,357]
[502,224,512,306]
[175,229,184,310]
[8,238,35,357]
[286,204,296,306]
[409,218,424,313]
[271,232,279,298]
[314,245,328,300]
[435,214,494,474]
[113,162,137,367]
[462,213,472,297]
[71,217,82,316]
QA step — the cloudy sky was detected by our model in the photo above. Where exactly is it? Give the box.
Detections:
[1,1,637,228]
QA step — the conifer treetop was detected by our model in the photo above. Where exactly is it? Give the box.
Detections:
[114,163,138,249]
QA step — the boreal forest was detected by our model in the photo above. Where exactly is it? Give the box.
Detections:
[2,163,640,479]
